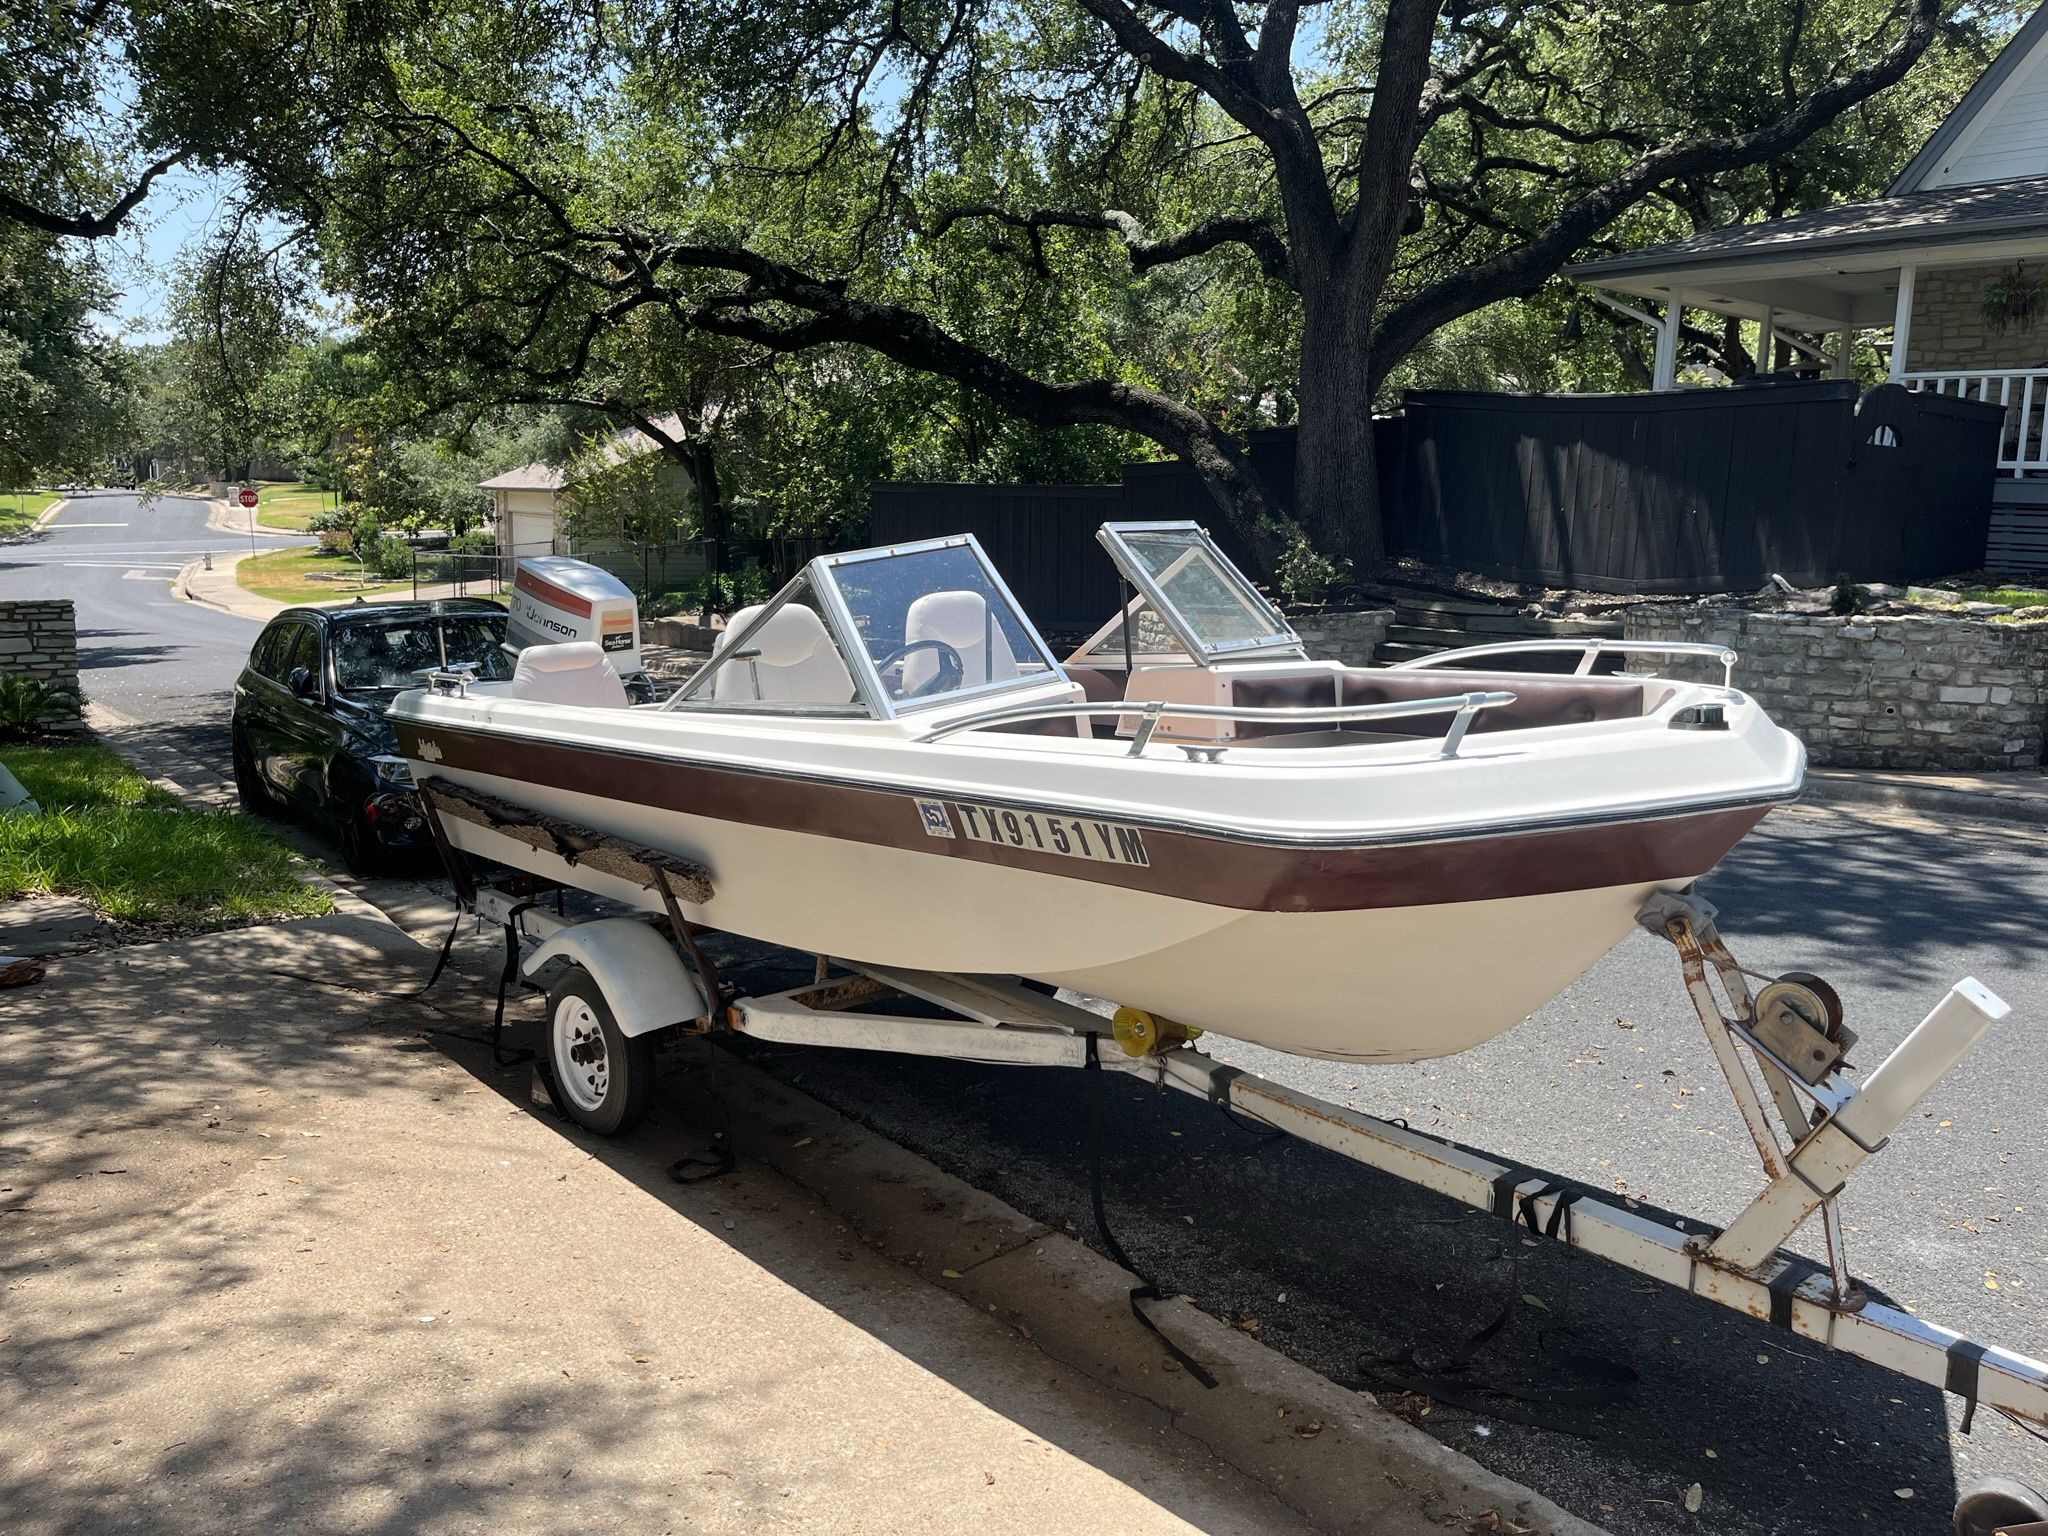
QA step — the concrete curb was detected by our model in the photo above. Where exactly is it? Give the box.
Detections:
[27,496,68,534]
[1800,769,2048,827]
[204,495,305,539]
[681,1049,1610,1536]
[173,550,280,620]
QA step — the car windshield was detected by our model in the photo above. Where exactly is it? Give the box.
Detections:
[333,616,513,692]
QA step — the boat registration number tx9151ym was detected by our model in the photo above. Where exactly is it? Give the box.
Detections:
[938,800,1151,866]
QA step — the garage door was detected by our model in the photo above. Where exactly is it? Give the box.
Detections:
[507,512,556,558]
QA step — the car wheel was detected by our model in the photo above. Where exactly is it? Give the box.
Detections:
[336,807,385,878]
[230,730,276,817]
[545,967,655,1136]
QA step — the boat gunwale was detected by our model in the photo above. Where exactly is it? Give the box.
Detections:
[393,703,1807,855]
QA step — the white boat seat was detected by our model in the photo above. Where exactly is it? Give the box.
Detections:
[510,641,631,708]
[712,603,858,705]
[901,589,1019,693]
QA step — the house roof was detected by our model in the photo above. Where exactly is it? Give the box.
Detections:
[1564,175,2048,285]
[478,463,567,492]
[476,413,686,495]
[1892,3,2048,193]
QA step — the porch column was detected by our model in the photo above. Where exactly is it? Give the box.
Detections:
[1831,331,1854,379]
[1757,307,1774,374]
[1888,264,1917,381]
[1652,293,1682,391]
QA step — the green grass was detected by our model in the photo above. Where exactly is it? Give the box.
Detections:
[237,545,412,605]
[254,480,338,532]
[0,741,332,927]
[1961,586,2048,607]
[0,490,62,536]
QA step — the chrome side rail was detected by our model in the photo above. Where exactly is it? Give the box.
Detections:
[1387,639,1738,686]
[917,690,1517,760]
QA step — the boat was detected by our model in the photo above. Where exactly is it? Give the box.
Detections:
[389,521,1804,1063]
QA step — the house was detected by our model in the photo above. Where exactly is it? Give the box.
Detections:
[480,415,703,574]
[1564,4,2048,570]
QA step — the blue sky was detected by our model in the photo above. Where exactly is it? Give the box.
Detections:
[97,164,240,341]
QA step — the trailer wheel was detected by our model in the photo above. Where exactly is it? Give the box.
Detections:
[545,968,655,1136]
[1953,1475,2048,1536]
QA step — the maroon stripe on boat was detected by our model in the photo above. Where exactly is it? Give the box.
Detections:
[398,721,1769,914]
[513,566,593,618]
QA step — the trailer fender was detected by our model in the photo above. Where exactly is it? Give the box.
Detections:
[522,919,707,1037]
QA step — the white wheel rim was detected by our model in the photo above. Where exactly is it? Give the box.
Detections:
[552,996,610,1114]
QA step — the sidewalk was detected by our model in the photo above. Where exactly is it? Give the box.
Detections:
[0,912,1600,1536]
[1801,764,2048,826]
[177,548,500,623]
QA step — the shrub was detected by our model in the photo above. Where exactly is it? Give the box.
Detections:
[448,530,496,554]
[1275,540,1352,606]
[367,533,416,581]
[0,675,77,742]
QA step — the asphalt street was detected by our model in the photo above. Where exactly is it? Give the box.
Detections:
[13,497,2046,1533]
[0,489,288,744]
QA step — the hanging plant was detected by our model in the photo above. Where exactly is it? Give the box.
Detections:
[1981,261,2047,333]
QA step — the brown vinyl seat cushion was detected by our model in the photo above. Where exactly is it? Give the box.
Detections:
[1229,669,1647,740]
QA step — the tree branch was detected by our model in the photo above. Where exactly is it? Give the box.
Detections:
[0,150,191,239]
[1371,0,1940,384]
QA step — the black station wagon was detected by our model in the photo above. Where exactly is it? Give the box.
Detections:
[230,599,511,873]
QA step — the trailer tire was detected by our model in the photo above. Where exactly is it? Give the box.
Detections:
[545,967,655,1136]
[1953,1475,2048,1536]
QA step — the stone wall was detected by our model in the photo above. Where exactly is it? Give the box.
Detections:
[1623,605,2048,770]
[0,600,83,732]
[1288,607,1394,667]
[1905,264,2048,372]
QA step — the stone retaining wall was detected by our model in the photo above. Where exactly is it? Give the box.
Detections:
[1288,607,1393,667]
[1623,605,2048,769]
[0,599,83,732]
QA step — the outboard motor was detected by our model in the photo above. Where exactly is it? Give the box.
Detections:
[505,556,658,701]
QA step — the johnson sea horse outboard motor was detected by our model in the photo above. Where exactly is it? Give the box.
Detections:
[504,556,660,702]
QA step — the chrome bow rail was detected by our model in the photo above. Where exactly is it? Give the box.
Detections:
[1388,639,1738,686]
[918,690,1518,760]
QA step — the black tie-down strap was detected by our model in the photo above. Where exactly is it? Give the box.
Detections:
[1084,1037,1218,1389]
[1346,1180,1637,1434]
[1946,1337,1990,1435]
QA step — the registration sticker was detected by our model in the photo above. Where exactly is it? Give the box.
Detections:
[914,798,955,838]
[955,804,1149,866]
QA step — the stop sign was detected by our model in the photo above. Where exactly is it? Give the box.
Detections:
[238,488,259,508]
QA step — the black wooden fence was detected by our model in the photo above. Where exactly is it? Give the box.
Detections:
[1401,381,2004,592]
[871,383,2004,603]
[869,483,1122,633]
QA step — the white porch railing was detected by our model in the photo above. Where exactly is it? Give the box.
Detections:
[1901,368,2048,476]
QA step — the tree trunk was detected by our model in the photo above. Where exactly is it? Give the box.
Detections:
[1292,282,1384,575]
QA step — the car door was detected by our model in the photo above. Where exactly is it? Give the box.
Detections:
[239,621,306,797]
[271,623,334,811]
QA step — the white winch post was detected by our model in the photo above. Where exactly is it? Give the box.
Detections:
[1643,892,2013,1301]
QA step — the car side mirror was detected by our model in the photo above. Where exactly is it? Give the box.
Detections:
[289,666,316,698]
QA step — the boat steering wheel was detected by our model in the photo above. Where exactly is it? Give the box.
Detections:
[877,638,965,698]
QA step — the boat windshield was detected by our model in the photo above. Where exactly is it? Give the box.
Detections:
[1095,522,1303,663]
[825,540,1062,710]
[668,535,1063,717]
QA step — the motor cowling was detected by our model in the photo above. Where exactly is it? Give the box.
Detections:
[506,557,645,680]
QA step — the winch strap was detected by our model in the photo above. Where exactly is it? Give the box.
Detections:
[1945,1337,1990,1434]
[1085,1037,1217,1390]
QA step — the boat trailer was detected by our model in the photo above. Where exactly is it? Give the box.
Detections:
[413,777,2048,1535]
